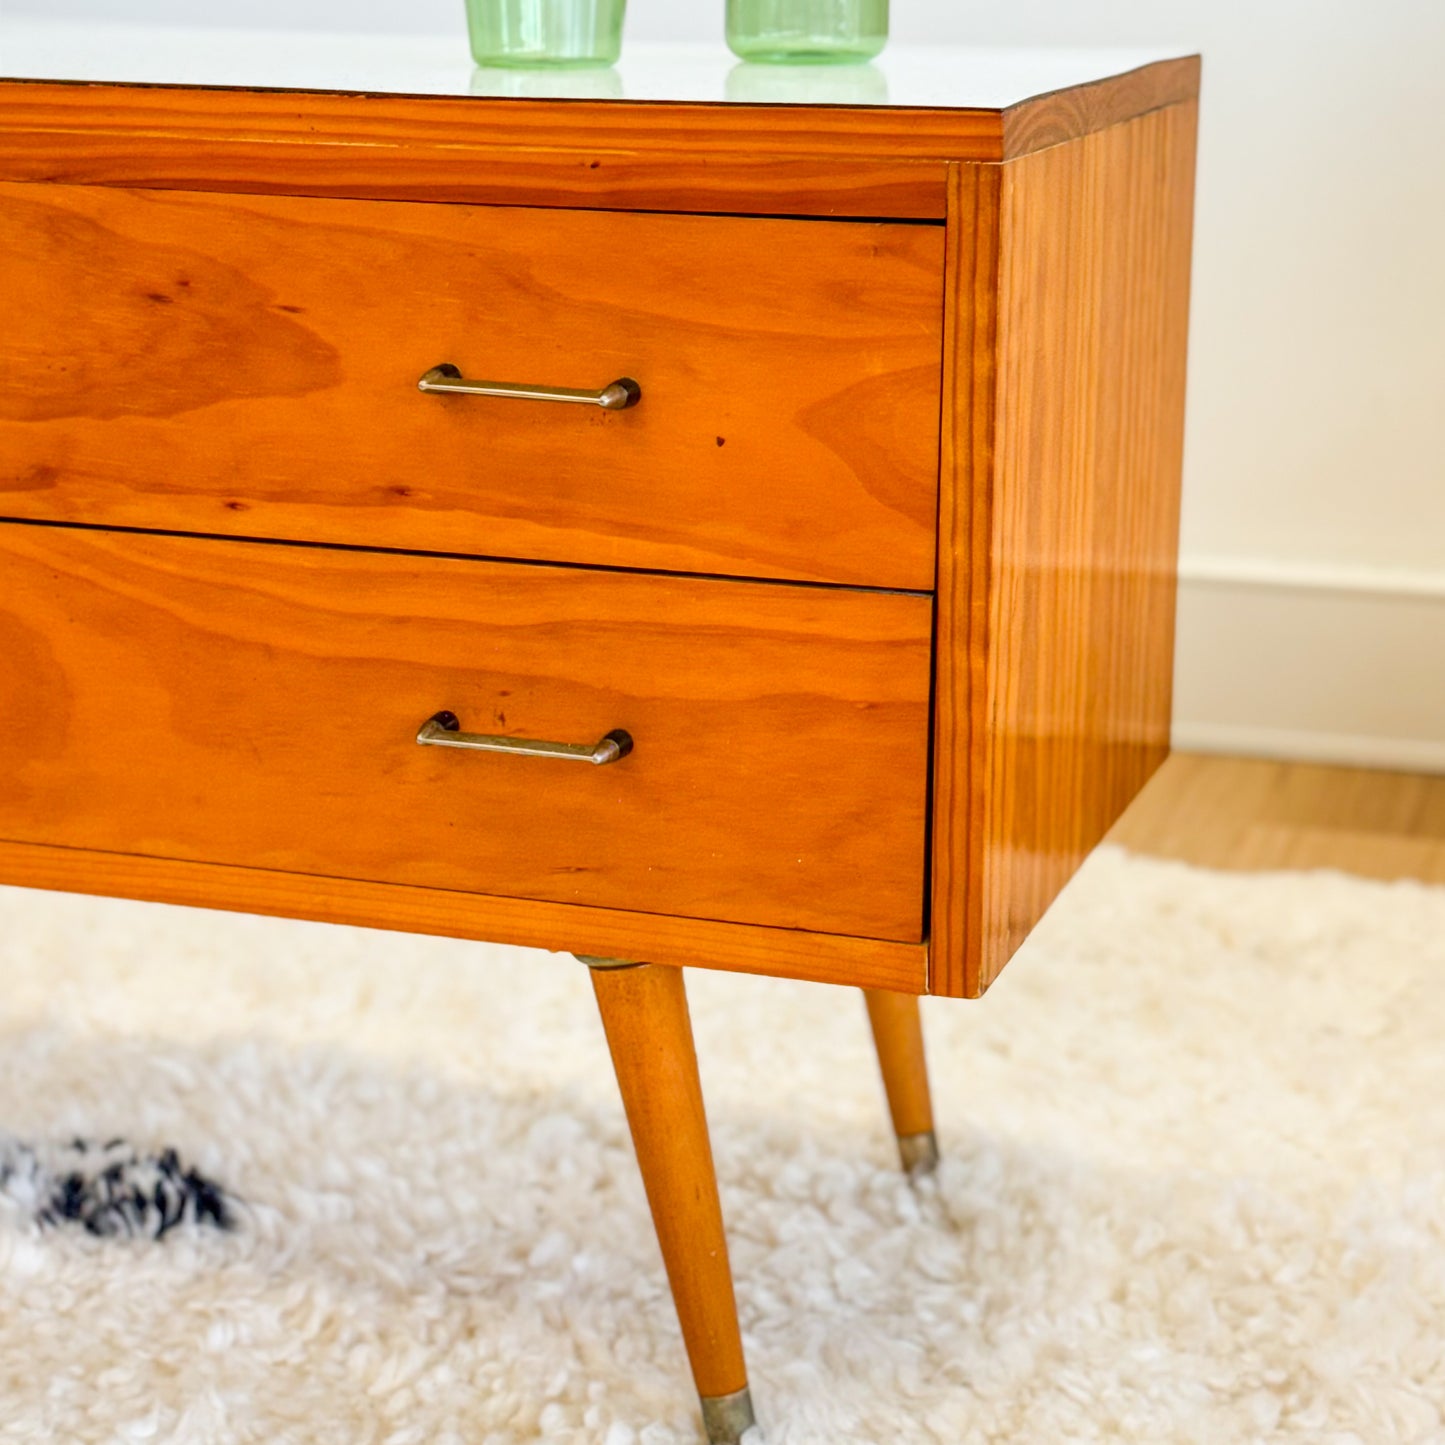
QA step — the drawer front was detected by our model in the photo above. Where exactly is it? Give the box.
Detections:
[0,183,944,590]
[0,526,932,940]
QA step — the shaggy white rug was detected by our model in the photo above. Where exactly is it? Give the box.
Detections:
[1,846,1443,1444]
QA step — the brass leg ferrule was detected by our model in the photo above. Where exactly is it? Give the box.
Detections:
[574,953,647,971]
[897,1129,940,1178]
[699,1385,758,1445]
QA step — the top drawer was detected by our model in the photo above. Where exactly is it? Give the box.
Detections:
[0,183,943,589]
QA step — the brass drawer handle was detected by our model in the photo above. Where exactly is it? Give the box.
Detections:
[416,711,634,766]
[418,363,641,411]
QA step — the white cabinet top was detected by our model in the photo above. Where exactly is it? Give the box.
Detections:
[0,20,1191,111]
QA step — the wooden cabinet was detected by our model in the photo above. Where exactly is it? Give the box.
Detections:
[0,64,1200,994]
[0,30,1198,1440]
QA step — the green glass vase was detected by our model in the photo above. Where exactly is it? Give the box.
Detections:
[726,0,888,64]
[466,0,627,68]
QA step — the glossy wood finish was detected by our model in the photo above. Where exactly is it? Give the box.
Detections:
[0,59,1198,219]
[591,964,748,1402]
[0,837,928,993]
[0,183,943,589]
[931,158,1000,1002]
[999,55,1199,157]
[0,525,933,939]
[931,100,1199,997]
[862,990,935,1140]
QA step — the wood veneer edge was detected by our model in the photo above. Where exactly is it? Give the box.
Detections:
[1000,55,1201,159]
[0,58,1197,217]
[0,81,1002,158]
[0,81,965,218]
[928,159,1001,999]
[0,837,928,994]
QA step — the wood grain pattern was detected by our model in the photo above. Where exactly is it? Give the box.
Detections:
[0,525,933,939]
[862,990,935,1141]
[591,964,748,1402]
[0,64,1196,218]
[0,836,928,993]
[931,102,1198,997]
[0,83,974,218]
[929,159,1000,999]
[0,183,943,589]
[1001,56,1201,158]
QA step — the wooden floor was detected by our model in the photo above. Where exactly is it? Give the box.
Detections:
[1108,753,1445,884]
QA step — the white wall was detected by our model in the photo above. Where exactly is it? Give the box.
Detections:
[11,0,1445,769]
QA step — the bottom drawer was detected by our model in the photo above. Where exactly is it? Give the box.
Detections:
[0,526,932,941]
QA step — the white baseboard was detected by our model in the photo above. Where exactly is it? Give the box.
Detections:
[1172,558,1445,774]
[1177,555,1445,601]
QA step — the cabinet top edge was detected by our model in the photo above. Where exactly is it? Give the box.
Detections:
[0,25,1199,161]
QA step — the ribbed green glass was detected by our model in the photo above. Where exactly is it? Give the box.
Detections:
[726,0,888,64]
[466,0,627,68]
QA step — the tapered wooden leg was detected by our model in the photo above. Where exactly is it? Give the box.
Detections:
[863,988,939,1177]
[584,958,756,1445]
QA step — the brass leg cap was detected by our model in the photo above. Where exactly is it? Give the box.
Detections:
[898,1129,940,1179]
[574,953,645,971]
[699,1385,758,1444]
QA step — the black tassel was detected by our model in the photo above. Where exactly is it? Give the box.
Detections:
[2,1136,237,1238]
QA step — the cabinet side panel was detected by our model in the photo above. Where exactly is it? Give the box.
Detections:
[976,100,1198,991]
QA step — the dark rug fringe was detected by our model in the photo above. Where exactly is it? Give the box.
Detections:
[1,1136,236,1238]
